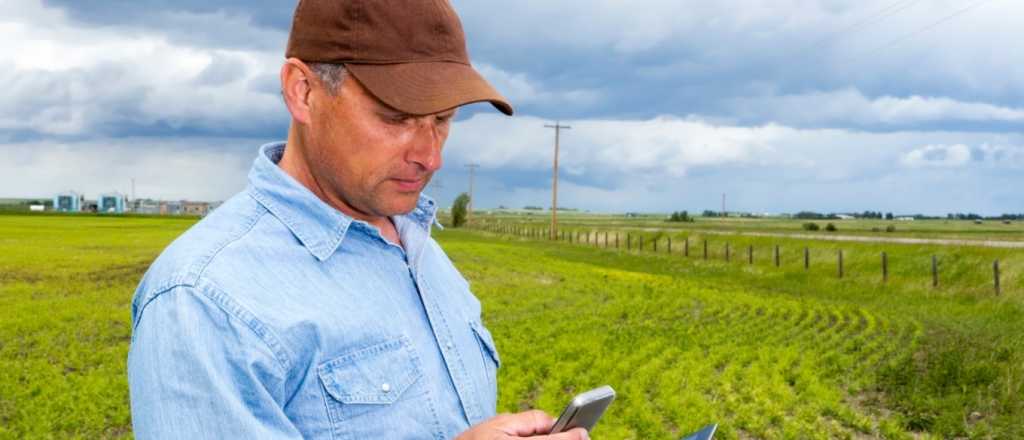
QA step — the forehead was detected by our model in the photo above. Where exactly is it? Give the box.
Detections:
[336,75,457,117]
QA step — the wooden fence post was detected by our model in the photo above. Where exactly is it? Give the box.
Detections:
[627,234,631,250]
[932,255,938,288]
[882,252,888,283]
[748,245,753,265]
[703,240,708,260]
[684,238,690,257]
[639,236,644,252]
[804,247,810,270]
[615,233,619,249]
[668,237,672,254]
[725,243,730,262]
[838,250,844,279]
[653,238,658,253]
[774,245,780,267]
[994,260,1001,295]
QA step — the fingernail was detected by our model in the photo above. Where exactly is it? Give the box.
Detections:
[581,429,590,440]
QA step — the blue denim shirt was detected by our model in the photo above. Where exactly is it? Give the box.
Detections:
[128,142,501,439]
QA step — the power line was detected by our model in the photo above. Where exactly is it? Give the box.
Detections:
[793,0,923,56]
[860,0,994,56]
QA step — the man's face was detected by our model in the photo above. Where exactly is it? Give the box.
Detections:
[304,74,455,218]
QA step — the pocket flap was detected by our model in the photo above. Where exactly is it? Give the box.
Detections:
[470,321,501,368]
[317,337,422,405]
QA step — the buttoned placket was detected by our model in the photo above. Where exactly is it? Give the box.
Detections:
[404,228,483,426]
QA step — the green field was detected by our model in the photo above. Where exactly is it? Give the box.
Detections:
[471,211,1024,242]
[1,214,1022,439]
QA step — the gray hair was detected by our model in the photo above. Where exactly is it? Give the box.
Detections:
[308,62,348,95]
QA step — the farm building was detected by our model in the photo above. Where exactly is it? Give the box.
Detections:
[53,191,83,212]
[131,199,161,215]
[182,201,210,217]
[160,201,184,216]
[98,193,127,213]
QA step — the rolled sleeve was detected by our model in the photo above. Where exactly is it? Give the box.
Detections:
[127,285,301,439]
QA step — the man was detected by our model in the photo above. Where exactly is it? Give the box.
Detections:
[127,0,589,439]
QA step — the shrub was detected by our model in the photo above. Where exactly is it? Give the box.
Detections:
[451,193,470,227]
[825,223,837,232]
[802,222,820,231]
[667,211,695,223]
[885,225,896,233]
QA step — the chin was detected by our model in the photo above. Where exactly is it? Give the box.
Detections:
[380,195,421,216]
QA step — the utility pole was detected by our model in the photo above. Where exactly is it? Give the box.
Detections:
[721,193,726,217]
[544,121,571,240]
[465,163,479,223]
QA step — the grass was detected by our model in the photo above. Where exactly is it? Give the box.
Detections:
[468,211,1024,242]
[451,227,1024,438]
[1,213,1022,438]
[0,215,193,439]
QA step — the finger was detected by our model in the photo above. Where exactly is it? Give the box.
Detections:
[495,409,554,436]
[541,427,589,440]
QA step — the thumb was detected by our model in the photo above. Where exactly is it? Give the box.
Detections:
[540,427,589,440]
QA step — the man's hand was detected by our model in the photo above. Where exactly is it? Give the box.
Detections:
[455,410,589,440]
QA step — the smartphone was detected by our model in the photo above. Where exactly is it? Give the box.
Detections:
[549,385,616,434]
[681,423,718,440]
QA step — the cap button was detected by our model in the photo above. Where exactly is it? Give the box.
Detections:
[381,383,391,393]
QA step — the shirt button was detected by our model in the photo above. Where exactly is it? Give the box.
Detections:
[445,342,453,350]
[381,383,391,393]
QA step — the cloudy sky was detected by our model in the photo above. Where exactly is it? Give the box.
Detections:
[3,0,1022,215]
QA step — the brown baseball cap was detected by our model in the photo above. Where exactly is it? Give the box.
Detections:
[285,0,514,116]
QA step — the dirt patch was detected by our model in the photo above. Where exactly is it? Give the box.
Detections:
[0,268,45,284]
[86,261,151,286]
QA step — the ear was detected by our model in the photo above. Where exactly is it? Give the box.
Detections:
[281,58,315,126]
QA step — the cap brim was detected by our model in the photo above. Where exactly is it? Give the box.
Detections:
[345,62,514,116]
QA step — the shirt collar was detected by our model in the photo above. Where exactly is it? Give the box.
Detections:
[246,142,439,261]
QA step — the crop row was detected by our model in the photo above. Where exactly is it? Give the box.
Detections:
[448,233,924,439]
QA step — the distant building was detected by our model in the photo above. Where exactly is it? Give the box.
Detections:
[897,217,915,221]
[160,201,184,216]
[129,199,159,214]
[53,191,83,212]
[182,201,210,217]
[836,214,855,220]
[29,205,45,212]
[98,193,127,213]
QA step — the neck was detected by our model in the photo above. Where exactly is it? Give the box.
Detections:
[279,124,400,244]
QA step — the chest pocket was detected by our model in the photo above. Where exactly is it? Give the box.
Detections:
[469,320,501,411]
[317,336,443,440]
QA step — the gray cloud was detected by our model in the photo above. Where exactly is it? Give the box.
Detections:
[3,0,1023,215]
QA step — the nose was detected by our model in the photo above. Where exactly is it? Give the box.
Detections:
[406,118,444,173]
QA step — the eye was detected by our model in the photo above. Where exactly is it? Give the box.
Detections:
[387,114,413,125]
[436,113,454,123]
